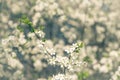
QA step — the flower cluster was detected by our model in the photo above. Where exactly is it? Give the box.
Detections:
[52,73,77,80]
[0,0,120,80]
[110,66,120,80]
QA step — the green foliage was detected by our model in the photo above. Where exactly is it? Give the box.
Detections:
[117,75,120,79]
[42,38,46,42]
[78,71,89,80]
[17,15,35,33]
[39,26,45,31]
[17,26,23,32]
[77,42,84,48]
[19,15,32,26]
[83,56,92,63]
[74,42,84,53]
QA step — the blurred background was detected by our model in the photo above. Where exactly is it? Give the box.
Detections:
[0,0,120,80]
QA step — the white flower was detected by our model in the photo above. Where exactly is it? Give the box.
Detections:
[18,33,26,45]
[55,56,69,68]
[28,32,35,38]
[52,74,66,80]
[46,48,56,56]
[34,60,42,71]
[36,31,45,38]
[8,58,23,69]
[49,57,56,65]
[99,65,109,73]
[65,47,75,53]
[110,66,120,80]
[8,35,15,41]
[109,51,118,58]
[1,39,8,45]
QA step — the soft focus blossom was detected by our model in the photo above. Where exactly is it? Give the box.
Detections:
[0,0,120,80]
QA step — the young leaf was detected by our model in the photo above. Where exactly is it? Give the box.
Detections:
[28,25,35,32]
[17,26,23,32]
[77,42,84,48]
[39,26,45,30]
[42,38,46,42]
[83,56,92,63]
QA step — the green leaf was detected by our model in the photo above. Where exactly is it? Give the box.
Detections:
[78,71,89,80]
[74,47,80,53]
[83,56,92,63]
[42,38,46,42]
[19,15,35,33]
[77,42,84,48]
[28,25,35,32]
[17,26,23,32]
[39,26,45,30]
[20,16,33,26]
